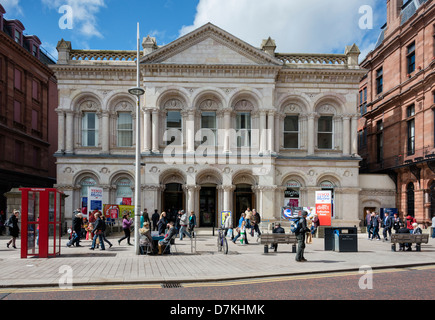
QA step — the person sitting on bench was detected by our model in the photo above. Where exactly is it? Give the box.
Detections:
[397,226,411,251]
[270,223,285,252]
[158,221,176,254]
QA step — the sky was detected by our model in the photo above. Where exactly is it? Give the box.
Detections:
[1,0,386,62]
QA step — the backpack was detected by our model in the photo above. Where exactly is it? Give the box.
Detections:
[290,218,301,233]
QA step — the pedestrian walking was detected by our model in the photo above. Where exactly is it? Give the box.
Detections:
[244,207,252,230]
[179,210,192,240]
[232,212,248,244]
[101,215,112,248]
[371,212,381,240]
[90,212,105,251]
[366,210,373,240]
[118,213,133,246]
[188,211,197,237]
[295,211,310,262]
[6,210,20,249]
[71,211,83,247]
[311,214,320,238]
[382,212,393,241]
[151,209,159,231]
[222,212,233,239]
[251,209,261,237]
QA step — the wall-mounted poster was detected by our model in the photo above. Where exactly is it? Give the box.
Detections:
[315,191,332,226]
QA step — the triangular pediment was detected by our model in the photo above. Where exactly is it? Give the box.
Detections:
[140,23,283,66]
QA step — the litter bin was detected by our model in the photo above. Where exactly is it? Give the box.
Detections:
[324,227,358,252]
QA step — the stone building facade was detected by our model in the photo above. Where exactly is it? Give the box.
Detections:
[358,0,435,226]
[52,23,367,227]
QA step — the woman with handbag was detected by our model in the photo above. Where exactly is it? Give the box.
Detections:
[118,213,133,246]
[6,210,20,249]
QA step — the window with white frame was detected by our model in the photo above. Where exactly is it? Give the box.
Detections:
[284,115,299,149]
[117,112,133,147]
[201,111,217,145]
[166,111,182,145]
[318,116,333,149]
[82,112,99,147]
[236,112,251,147]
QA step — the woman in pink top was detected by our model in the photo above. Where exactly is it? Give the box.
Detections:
[118,213,133,245]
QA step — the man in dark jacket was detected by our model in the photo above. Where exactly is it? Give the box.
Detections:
[295,211,310,262]
[151,209,159,231]
[251,209,262,237]
[72,211,83,247]
[271,222,285,252]
[382,212,393,241]
[397,226,411,251]
[158,221,177,254]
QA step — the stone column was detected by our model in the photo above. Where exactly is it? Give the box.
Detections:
[267,110,275,154]
[56,109,65,153]
[186,110,195,155]
[101,111,110,153]
[342,114,351,155]
[143,109,151,153]
[351,114,358,155]
[274,113,281,153]
[152,109,160,153]
[223,109,231,154]
[65,111,74,154]
[222,185,235,212]
[259,111,267,154]
[307,113,316,155]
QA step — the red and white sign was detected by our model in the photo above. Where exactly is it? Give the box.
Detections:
[315,191,332,226]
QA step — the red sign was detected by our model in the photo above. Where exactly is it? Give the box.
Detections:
[316,203,332,226]
[103,205,119,219]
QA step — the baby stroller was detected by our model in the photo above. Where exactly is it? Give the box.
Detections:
[67,230,79,247]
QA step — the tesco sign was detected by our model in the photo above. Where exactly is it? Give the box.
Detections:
[315,191,332,204]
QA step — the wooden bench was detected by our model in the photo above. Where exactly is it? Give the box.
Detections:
[260,233,297,253]
[390,233,429,252]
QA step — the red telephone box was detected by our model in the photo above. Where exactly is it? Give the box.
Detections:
[20,188,64,259]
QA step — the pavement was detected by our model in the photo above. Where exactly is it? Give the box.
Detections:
[0,229,434,289]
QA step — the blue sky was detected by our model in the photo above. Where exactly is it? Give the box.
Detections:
[1,0,386,62]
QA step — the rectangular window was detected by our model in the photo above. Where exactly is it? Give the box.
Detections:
[376,120,383,163]
[14,100,21,123]
[407,119,415,156]
[14,30,21,44]
[166,111,182,145]
[82,112,99,147]
[14,69,21,90]
[284,116,299,149]
[33,147,40,168]
[15,140,23,165]
[359,87,367,115]
[376,68,383,94]
[31,110,39,131]
[236,112,251,147]
[407,42,416,74]
[318,116,333,149]
[201,111,217,145]
[32,45,38,57]
[32,80,39,100]
[117,113,133,147]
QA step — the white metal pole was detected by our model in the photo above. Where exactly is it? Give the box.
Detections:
[134,22,141,255]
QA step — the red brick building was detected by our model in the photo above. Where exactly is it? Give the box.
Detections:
[358,0,435,226]
[0,4,58,213]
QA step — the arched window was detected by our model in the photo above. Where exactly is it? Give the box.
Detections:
[116,178,133,205]
[284,180,301,207]
[320,180,335,218]
[406,182,415,217]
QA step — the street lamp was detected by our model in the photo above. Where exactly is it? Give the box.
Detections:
[129,22,145,255]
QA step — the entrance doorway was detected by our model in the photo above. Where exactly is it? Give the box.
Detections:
[199,187,217,227]
[234,184,255,226]
[162,183,184,221]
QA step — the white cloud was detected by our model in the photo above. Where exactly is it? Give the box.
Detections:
[41,0,106,38]
[1,0,24,16]
[180,0,379,56]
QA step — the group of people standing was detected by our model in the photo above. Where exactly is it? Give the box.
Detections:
[365,210,424,242]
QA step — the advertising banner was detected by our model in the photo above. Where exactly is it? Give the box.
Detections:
[87,187,103,212]
[119,205,135,219]
[315,191,332,226]
[103,204,120,219]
